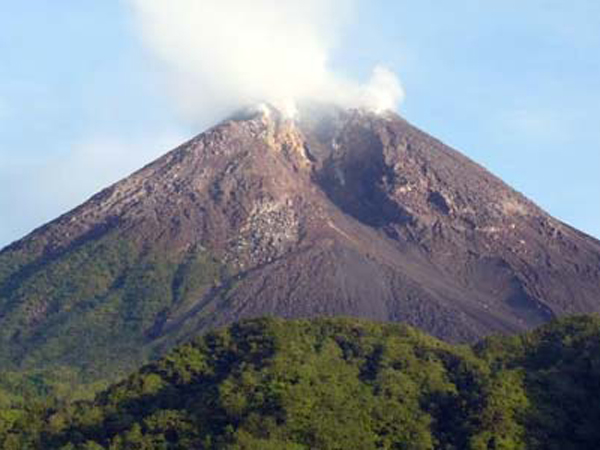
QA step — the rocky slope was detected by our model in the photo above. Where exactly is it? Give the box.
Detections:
[0,104,599,376]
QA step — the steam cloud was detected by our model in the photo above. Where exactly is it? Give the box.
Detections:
[128,0,404,122]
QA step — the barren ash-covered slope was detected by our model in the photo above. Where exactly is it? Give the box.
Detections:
[1,104,599,375]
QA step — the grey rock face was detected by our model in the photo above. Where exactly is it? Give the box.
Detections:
[1,104,599,375]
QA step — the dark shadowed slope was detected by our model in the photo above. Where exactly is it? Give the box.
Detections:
[0,104,599,377]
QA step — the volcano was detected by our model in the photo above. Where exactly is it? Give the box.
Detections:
[1,104,599,376]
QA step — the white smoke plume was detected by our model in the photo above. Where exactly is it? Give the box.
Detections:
[127,0,404,122]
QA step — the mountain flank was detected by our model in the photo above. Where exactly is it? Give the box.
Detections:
[1,104,599,377]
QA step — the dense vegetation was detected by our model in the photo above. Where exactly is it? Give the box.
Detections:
[0,231,227,380]
[2,315,600,449]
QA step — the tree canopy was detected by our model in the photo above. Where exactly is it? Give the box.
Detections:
[2,315,600,449]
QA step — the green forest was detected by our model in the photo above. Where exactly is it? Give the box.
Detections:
[3,315,600,449]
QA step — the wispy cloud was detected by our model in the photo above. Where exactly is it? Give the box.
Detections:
[496,107,573,146]
[0,98,8,120]
[128,0,404,121]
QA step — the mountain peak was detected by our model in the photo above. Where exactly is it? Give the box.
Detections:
[1,107,599,377]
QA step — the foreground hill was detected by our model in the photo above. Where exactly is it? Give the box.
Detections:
[3,315,600,449]
[1,104,600,379]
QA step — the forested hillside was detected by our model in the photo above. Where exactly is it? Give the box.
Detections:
[2,315,600,449]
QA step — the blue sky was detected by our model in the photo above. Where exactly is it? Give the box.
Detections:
[1,1,599,248]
